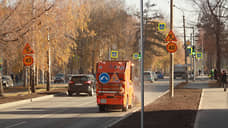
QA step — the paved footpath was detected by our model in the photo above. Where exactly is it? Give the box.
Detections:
[194,83,228,128]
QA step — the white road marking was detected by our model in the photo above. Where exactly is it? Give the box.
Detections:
[5,121,27,128]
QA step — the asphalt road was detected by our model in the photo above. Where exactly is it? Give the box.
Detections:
[0,78,184,128]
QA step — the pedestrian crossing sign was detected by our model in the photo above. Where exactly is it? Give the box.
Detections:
[133,53,139,60]
[165,30,177,41]
[187,47,192,55]
[111,50,118,58]
[158,23,166,31]
[196,52,202,59]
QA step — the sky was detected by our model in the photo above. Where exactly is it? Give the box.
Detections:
[125,0,200,41]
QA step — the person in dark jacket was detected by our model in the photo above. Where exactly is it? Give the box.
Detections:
[222,70,227,91]
[214,69,217,80]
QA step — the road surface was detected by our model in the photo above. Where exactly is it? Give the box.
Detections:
[0,78,183,128]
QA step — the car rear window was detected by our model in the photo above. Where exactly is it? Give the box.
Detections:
[71,76,89,83]
[144,72,150,75]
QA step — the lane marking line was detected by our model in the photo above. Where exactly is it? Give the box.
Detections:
[5,121,27,128]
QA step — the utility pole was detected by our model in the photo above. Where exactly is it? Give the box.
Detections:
[46,11,51,91]
[47,28,51,91]
[173,5,188,83]
[169,0,174,97]
[183,15,188,82]
[140,0,144,128]
[30,0,35,93]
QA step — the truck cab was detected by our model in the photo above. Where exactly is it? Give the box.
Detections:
[96,61,135,112]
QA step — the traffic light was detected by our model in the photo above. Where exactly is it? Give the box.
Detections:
[138,52,141,59]
[192,45,196,56]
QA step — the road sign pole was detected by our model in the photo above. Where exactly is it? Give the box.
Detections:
[169,0,174,97]
[140,0,144,128]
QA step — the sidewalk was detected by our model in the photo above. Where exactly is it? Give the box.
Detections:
[194,81,228,128]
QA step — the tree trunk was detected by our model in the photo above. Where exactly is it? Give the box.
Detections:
[0,73,4,97]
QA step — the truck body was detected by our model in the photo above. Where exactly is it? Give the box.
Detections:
[96,61,134,112]
[174,64,187,79]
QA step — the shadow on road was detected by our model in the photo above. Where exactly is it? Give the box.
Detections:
[0,107,99,115]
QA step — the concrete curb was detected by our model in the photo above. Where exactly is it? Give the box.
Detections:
[193,89,204,128]
[105,90,170,128]
[0,94,55,109]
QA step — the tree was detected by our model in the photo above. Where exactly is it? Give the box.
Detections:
[193,0,228,74]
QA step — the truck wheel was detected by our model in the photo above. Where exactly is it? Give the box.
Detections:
[129,97,133,109]
[99,105,105,112]
[128,101,134,109]
[89,88,94,96]
[122,97,129,112]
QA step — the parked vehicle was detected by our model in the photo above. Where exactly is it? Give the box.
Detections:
[68,74,96,96]
[174,64,187,79]
[152,72,158,81]
[144,71,155,82]
[2,75,14,88]
[96,61,135,112]
[156,71,164,79]
[54,73,65,83]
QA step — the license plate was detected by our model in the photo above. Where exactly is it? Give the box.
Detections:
[75,83,82,85]
[100,99,106,104]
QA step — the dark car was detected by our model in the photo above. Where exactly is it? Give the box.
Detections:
[68,74,96,96]
[54,73,65,83]
[2,75,14,88]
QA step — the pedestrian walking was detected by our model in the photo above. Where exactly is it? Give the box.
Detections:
[198,69,201,76]
[221,70,227,91]
[214,69,217,80]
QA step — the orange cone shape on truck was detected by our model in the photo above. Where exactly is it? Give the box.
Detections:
[110,73,120,82]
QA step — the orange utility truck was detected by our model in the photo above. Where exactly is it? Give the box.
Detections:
[96,60,135,112]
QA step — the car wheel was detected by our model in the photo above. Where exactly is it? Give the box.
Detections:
[68,91,72,96]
